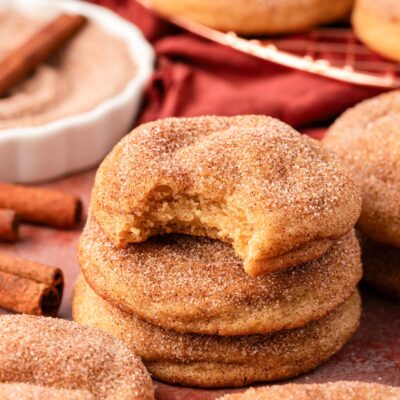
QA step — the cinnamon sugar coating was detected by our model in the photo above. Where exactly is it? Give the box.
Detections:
[92,115,360,277]
[79,216,362,336]
[324,91,400,246]
[359,233,400,298]
[0,315,154,400]
[218,381,400,400]
[0,383,93,400]
[73,277,361,388]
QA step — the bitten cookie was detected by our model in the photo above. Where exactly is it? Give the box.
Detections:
[92,115,360,277]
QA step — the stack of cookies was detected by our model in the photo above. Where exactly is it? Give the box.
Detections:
[324,90,400,298]
[73,115,363,387]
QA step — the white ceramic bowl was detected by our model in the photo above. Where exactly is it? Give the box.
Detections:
[0,0,154,183]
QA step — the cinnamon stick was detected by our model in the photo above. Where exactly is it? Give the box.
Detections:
[0,13,87,97]
[0,209,19,242]
[0,183,82,228]
[0,252,63,316]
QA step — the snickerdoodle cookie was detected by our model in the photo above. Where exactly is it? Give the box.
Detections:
[324,91,400,297]
[79,216,362,336]
[218,381,400,400]
[147,0,354,35]
[0,384,93,400]
[359,234,400,298]
[0,315,154,400]
[73,276,361,388]
[92,115,360,277]
[324,91,400,246]
[353,0,400,61]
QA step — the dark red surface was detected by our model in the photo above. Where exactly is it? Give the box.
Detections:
[0,168,399,399]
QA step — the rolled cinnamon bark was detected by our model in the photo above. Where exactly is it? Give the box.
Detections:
[0,209,19,242]
[0,253,63,316]
[0,183,82,228]
[0,14,87,97]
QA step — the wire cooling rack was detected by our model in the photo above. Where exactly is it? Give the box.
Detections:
[139,1,400,89]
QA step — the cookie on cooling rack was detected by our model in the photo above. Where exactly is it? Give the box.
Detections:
[146,0,354,35]
[353,0,400,61]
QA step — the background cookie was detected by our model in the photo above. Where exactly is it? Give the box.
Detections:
[147,0,354,35]
[324,91,400,246]
[359,234,400,298]
[353,0,400,61]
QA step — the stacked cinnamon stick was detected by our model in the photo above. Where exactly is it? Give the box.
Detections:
[0,253,64,316]
[0,182,82,316]
[0,182,82,234]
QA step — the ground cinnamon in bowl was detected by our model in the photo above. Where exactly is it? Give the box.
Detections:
[0,10,136,130]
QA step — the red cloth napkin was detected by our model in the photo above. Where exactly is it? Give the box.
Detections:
[91,0,383,129]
